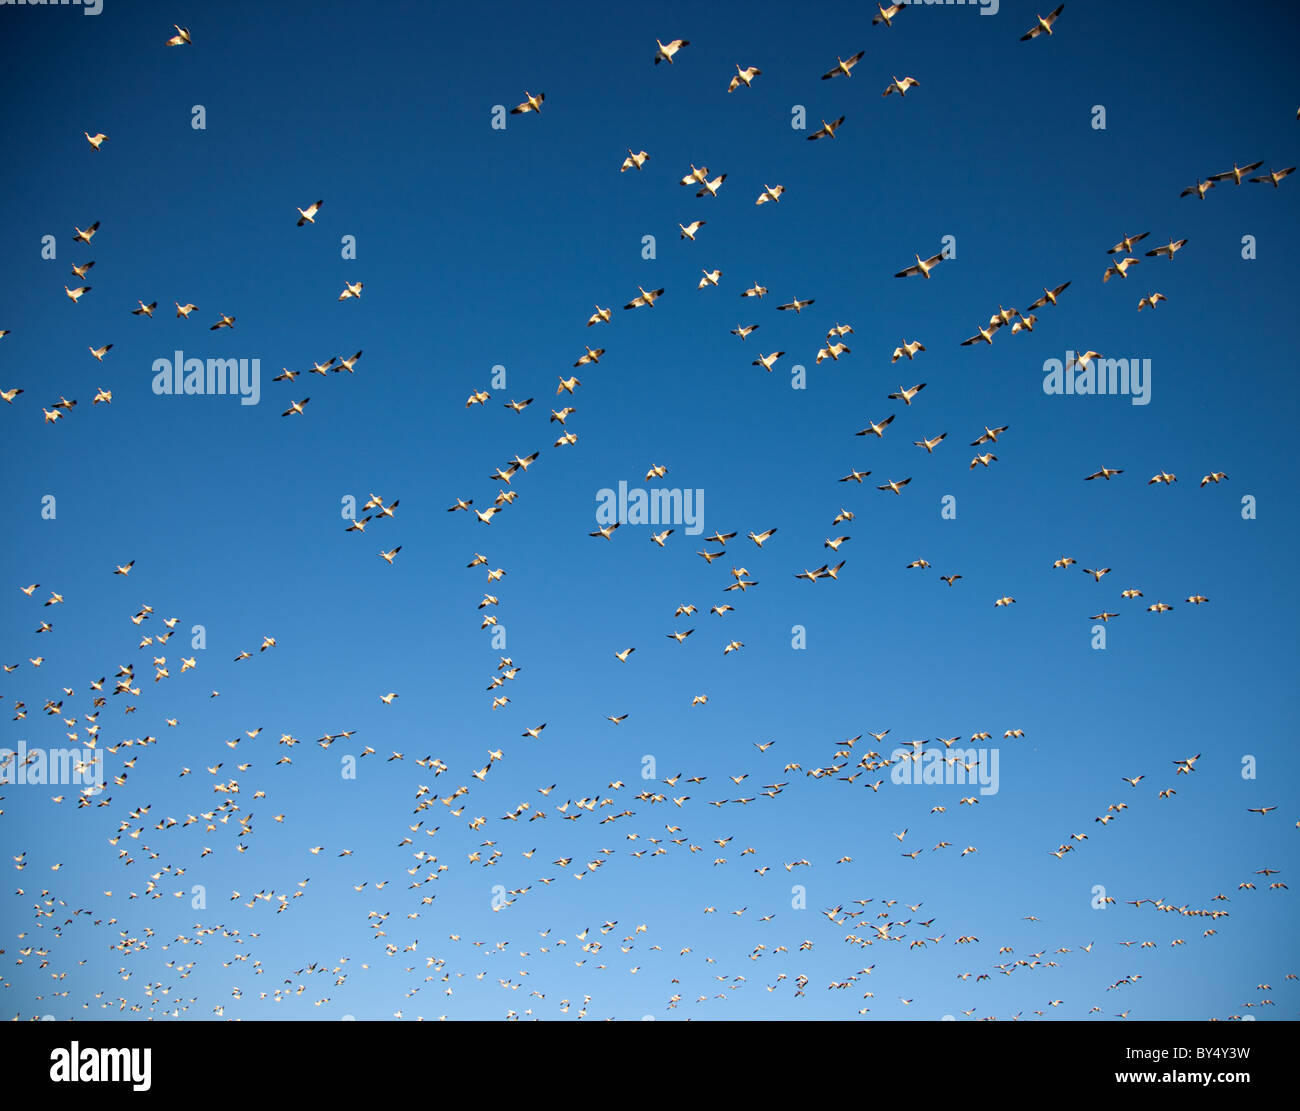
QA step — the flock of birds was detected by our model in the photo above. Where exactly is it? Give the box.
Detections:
[2,7,1295,1022]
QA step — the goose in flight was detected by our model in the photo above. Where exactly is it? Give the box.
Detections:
[698,269,722,288]
[888,383,926,405]
[961,321,1003,346]
[281,398,310,417]
[728,65,762,92]
[573,347,604,366]
[877,477,911,495]
[1249,166,1295,188]
[892,341,925,362]
[994,596,1016,607]
[88,344,112,362]
[1148,471,1177,485]
[65,285,91,303]
[1137,293,1166,311]
[1020,5,1065,40]
[557,376,580,394]
[165,24,191,46]
[1180,178,1215,199]
[1148,601,1174,613]
[777,296,815,313]
[971,425,1009,446]
[654,39,690,65]
[1009,314,1037,333]
[755,184,784,205]
[731,324,759,340]
[1145,238,1188,259]
[895,252,945,279]
[1108,232,1148,255]
[509,92,545,115]
[84,131,108,151]
[339,281,363,300]
[614,647,636,662]
[882,76,920,98]
[679,164,710,186]
[740,282,768,299]
[210,313,236,330]
[1208,160,1264,185]
[586,305,611,326]
[752,351,784,372]
[589,523,620,540]
[873,3,907,26]
[1084,466,1122,483]
[856,414,895,437]
[175,302,198,317]
[807,116,846,141]
[624,286,665,309]
[940,574,962,586]
[620,149,649,173]
[1186,594,1209,605]
[131,300,157,316]
[1200,471,1228,486]
[1083,567,1111,582]
[93,388,112,405]
[913,433,947,453]
[679,220,705,240]
[1102,256,1139,282]
[296,200,323,226]
[748,528,778,548]
[840,469,872,484]
[822,52,865,80]
[970,453,997,469]
[1053,556,1076,568]
[817,341,850,363]
[1027,281,1071,309]
[73,221,100,244]
[696,173,727,198]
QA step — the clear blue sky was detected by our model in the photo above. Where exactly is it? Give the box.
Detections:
[1,0,1296,1020]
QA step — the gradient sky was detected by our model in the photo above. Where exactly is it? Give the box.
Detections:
[1,0,1297,1020]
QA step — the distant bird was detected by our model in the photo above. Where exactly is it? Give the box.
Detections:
[755,184,784,205]
[1180,179,1215,200]
[210,313,235,330]
[339,281,364,301]
[892,341,925,362]
[883,76,920,98]
[131,300,157,316]
[73,221,100,244]
[1249,166,1296,188]
[1020,5,1065,40]
[1145,238,1188,259]
[873,3,907,27]
[620,150,649,173]
[888,383,926,405]
[731,324,760,340]
[728,65,762,92]
[624,286,665,310]
[679,220,705,240]
[84,131,108,151]
[1027,281,1071,309]
[1103,256,1139,282]
[895,252,945,279]
[587,305,612,326]
[807,116,846,141]
[165,24,192,46]
[510,92,545,115]
[821,52,865,80]
[1137,293,1167,311]
[281,398,310,417]
[696,173,727,198]
[296,200,324,226]
[1200,472,1228,486]
[654,39,690,65]
[777,297,815,314]
[1208,161,1264,186]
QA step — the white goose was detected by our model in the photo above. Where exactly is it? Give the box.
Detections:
[728,65,762,92]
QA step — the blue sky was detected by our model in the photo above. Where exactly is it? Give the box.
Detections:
[0,0,1297,1020]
